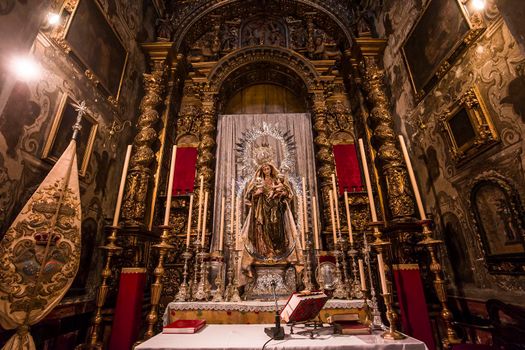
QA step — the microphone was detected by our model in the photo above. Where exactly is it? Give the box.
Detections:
[264,280,285,340]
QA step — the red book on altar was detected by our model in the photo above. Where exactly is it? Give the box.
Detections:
[163,319,206,334]
[280,291,328,323]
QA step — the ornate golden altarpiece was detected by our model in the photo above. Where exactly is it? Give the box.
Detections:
[82,2,462,347]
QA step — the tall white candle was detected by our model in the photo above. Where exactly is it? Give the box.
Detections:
[163,145,177,225]
[312,195,320,250]
[196,175,204,240]
[358,139,378,223]
[331,173,341,231]
[344,190,353,244]
[113,145,132,227]
[398,135,427,220]
[329,191,337,244]
[185,194,194,247]
[377,253,388,295]
[358,259,366,291]
[201,191,209,247]
[302,177,308,234]
[219,196,225,251]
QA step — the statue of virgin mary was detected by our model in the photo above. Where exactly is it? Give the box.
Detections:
[237,161,303,287]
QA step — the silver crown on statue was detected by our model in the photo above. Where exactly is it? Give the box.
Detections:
[252,143,275,167]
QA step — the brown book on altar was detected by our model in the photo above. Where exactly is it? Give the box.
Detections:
[163,319,206,334]
[280,291,328,323]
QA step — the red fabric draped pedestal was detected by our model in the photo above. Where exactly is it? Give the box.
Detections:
[393,264,436,350]
[109,268,147,350]
[333,144,362,194]
[172,147,198,195]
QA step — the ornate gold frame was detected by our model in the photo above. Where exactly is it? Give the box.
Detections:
[440,86,498,165]
[57,0,128,102]
[401,0,485,101]
[42,94,98,177]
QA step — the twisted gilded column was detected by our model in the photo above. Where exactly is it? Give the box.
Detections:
[355,39,415,221]
[122,44,170,226]
[311,92,337,243]
[196,91,217,246]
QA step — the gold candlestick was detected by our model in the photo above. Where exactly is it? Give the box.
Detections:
[380,292,406,340]
[369,221,404,338]
[175,249,193,301]
[419,220,460,348]
[78,226,122,349]
[144,225,175,340]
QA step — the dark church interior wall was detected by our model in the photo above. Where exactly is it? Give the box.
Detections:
[373,0,525,306]
[0,0,156,347]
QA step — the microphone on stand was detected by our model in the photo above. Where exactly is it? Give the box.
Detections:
[264,280,285,340]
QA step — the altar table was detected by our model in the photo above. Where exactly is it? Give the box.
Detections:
[136,324,428,350]
[163,300,366,325]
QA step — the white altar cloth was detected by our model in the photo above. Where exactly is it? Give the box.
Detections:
[136,324,427,350]
[163,300,365,325]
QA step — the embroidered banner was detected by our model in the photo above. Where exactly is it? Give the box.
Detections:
[0,141,81,350]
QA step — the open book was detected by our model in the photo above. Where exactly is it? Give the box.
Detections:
[280,291,328,323]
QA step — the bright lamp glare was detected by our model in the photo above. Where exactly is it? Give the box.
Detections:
[472,0,485,11]
[10,56,41,81]
[47,13,60,25]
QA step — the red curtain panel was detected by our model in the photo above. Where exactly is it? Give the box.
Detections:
[333,144,362,194]
[172,146,198,195]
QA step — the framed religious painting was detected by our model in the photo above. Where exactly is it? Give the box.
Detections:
[470,178,525,275]
[439,86,498,165]
[60,0,128,101]
[42,94,98,177]
[401,0,485,100]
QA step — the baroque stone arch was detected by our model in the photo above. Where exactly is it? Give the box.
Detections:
[207,46,323,94]
[172,0,356,55]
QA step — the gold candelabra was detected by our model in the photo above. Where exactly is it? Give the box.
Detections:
[369,221,405,340]
[143,225,175,340]
[212,251,225,302]
[175,249,193,301]
[419,219,460,348]
[381,292,405,340]
[77,226,122,349]
[301,238,314,292]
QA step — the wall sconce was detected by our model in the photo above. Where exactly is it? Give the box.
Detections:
[103,119,132,151]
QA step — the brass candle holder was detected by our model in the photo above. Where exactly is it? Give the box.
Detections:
[194,250,210,301]
[229,249,242,302]
[348,243,364,299]
[175,249,193,301]
[190,239,201,300]
[301,238,314,292]
[418,219,460,348]
[380,292,406,340]
[337,236,352,299]
[332,248,348,299]
[78,225,122,349]
[369,221,404,336]
[143,224,175,340]
[362,231,383,330]
[212,251,225,302]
